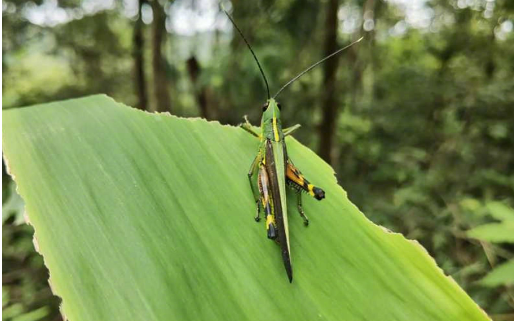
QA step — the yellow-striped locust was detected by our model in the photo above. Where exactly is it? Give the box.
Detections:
[224,8,362,282]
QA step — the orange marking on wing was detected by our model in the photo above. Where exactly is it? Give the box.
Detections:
[287,163,305,187]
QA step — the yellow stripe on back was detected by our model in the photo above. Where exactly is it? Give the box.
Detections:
[273,117,280,142]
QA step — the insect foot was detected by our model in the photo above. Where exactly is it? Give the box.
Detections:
[254,200,261,222]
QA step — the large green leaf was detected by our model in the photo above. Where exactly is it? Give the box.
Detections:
[3,95,489,321]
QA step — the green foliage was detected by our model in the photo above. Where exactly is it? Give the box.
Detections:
[2,205,61,321]
[467,223,514,244]
[467,202,514,243]
[466,202,514,291]
[3,181,25,225]
[479,259,514,288]
[3,95,490,321]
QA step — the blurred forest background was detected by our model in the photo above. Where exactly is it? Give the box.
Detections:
[2,0,514,320]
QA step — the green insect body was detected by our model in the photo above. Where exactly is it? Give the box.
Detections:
[223,6,360,283]
[242,99,325,282]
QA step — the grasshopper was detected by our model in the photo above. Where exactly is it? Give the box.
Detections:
[223,8,362,282]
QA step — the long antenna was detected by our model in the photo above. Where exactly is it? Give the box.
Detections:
[222,6,270,100]
[273,36,364,99]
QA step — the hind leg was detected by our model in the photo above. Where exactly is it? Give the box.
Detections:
[286,160,325,200]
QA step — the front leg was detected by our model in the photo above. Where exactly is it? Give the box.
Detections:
[282,124,301,136]
[240,115,260,138]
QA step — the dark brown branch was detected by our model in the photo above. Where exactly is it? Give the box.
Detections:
[150,0,172,112]
[186,56,210,119]
[318,0,340,164]
[132,0,148,110]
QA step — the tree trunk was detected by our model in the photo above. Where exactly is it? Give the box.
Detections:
[132,0,148,110]
[334,0,375,165]
[350,0,374,107]
[186,56,210,119]
[150,0,172,113]
[318,0,340,165]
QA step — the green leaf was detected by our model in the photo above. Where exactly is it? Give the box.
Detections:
[2,287,10,308]
[485,202,514,222]
[467,222,514,243]
[2,180,25,225]
[11,307,49,321]
[2,303,24,320]
[3,95,489,321]
[479,259,514,287]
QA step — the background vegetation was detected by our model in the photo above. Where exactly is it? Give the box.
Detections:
[2,0,513,320]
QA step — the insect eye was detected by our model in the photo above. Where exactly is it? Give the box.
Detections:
[262,103,269,112]
[277,103,282,110]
